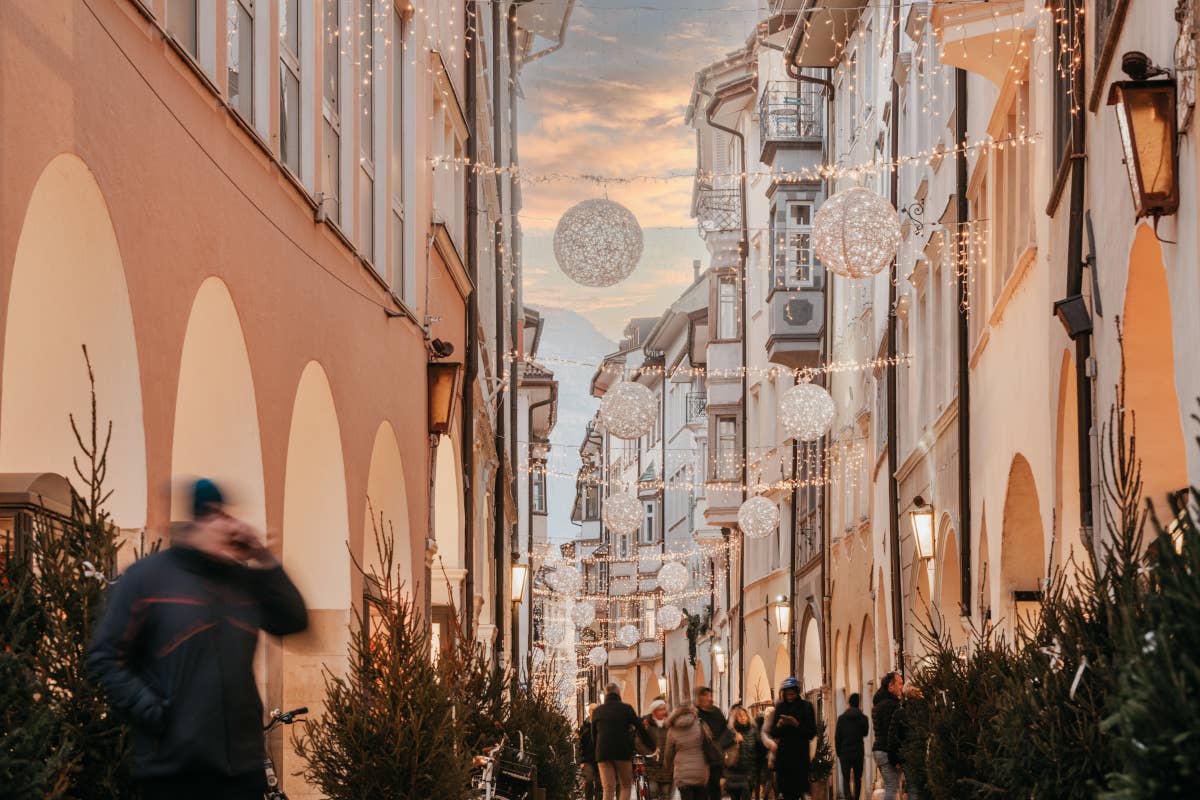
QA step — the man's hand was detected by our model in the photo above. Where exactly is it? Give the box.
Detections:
[230,522,278,568]
[734,732,743,744]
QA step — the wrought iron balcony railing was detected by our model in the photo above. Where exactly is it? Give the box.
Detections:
[696,187,741,235]
[686,392,707,424]
[759,80,825,145]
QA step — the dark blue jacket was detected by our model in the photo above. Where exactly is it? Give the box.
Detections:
[87,546,307,779]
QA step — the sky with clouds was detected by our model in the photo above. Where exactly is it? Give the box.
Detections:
[517,0,761,338]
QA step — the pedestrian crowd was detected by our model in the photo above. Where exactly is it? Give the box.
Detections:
[578,671,924,800]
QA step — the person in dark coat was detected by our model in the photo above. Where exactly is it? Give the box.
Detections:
[724,704,760,800]
[835,693,870,800]
[888,684,925,799]
[640,698,672,799]
[763,677,816,800]
[580,702,600,800]
[87,479,308,800]
[871,672,904,800]
[591,683,656,800]
[695,686,734,800]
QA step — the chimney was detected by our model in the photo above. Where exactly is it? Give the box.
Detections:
[693,259,702,280]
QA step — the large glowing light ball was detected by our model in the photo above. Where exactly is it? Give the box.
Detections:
[780,382,836,442]
[738,496,781,539]
[588,646,609,666]
[812,186,901,279]
[570,601,596,628]
[603,491,643,536]
[553,198,645,287]
[617,624,642,648]
[656,603,684,632]
[543,620,568,647]
[656,561,690,595]
[599,381,657,440]
[548,564,583,595]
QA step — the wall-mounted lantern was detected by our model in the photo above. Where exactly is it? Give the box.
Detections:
[1107,52,1180,220]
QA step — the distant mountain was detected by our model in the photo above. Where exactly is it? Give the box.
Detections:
[529,306,616,546]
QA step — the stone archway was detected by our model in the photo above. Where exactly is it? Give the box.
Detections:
[1123,224,1189,515]
[1000,455,1044,632]
[280,361,351,798]
[432,437,464,613]
[800,614,821,695]
[0,153,146,529]
[170,277,265,530]
[364,422,411,592]
[1055,351,1085,575]
[746,654,771,707]
[938,519,964,648]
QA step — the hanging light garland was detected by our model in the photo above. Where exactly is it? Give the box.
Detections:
[552,198,645,287]
[599,381,658,440]
[779,382,836,443]
[738,495,781,540]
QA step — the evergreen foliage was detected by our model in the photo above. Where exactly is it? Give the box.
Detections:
[0,347,137,798]
[808,711,833,784]
[899,359,1200,798]
[294,515,474,799]
[505,672,578,799]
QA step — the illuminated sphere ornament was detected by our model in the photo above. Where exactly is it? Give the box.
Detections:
[599,381,657,440]
[780,382,836,443]
[656,603,684,632]
[553,198,644,287]
[532,648,547,669]
[812,186,901,279]
[738,496,780,540]
[617,624,642,648]
[656,561,690,595]
[588,646,609,667]
[603,491,643,536]
[543,620,568,648]
[570,601,596,628]
[548,564,583,596]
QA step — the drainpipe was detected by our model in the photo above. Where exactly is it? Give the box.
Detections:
[463,0,479,644]
[492,0,509,670]
[954,67,972,618]
[705,86,750,703]
[886,0,905,672]
[789,441,798,677]
[1063,0,1094,547]
[507,2,523,679]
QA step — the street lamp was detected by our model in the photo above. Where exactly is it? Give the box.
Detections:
[510,562,529,605]
[1107,52,1180,220]
[657,674,669,697]
[712,643,727,675]
[770,595,791,640]
[909,496,936,562]
[427,361,464,435]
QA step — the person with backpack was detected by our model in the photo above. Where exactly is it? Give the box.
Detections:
[762,677,816,800]
[695,686,734,800]
[871,672,904,800]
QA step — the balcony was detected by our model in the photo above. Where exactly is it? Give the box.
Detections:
[930,0,1030,87]
[766,287,824,369]
[759,81,824,163]
[686,392,707,426]
[696,187,741,236]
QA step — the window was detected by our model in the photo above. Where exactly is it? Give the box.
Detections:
[322,0,342,223]
[874,374,888,450]
[359,0,376,263]
[226,0,254,122]
[618,534,630,559]
[774,201,815,288]
[278,0,301,176]
[715,415,738,480]
[695,441,707,498]
[1051,0,1078,173]
[717,274,738,339]
[644,598,658,639]
[532,466,547,515]
[391,8,408,297]
[641,502,657,545]
[599,561,610,588]
[584,485,600,521]
[167,0,198,57]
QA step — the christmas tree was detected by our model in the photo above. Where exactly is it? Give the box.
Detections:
[294,513,474,799]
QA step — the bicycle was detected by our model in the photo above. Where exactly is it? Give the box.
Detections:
[473,733,536,800]
[263,706,307,799]
[631,754,651,800]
